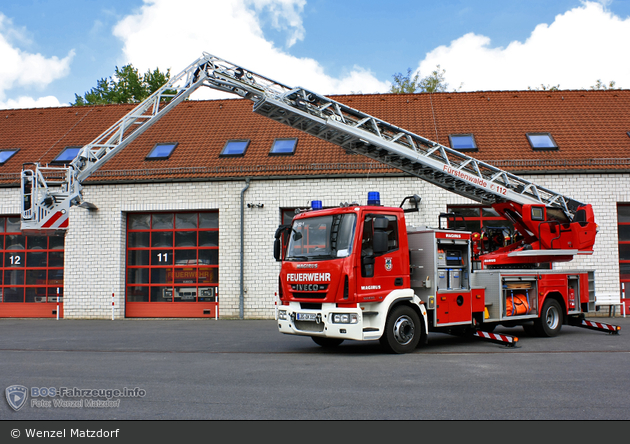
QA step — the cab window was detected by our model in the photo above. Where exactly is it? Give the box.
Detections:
[361,214,398,254]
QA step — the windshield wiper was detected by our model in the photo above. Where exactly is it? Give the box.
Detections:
[286,256,309,261]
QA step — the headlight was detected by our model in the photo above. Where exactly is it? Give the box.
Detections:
[278,310,288,321]
[332,313,358,324]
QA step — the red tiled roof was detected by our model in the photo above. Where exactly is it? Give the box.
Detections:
[1,89,629,186]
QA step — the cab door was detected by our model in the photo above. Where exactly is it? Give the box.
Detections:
[356,213,408,303]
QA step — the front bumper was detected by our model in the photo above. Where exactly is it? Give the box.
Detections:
[277,302,368,341]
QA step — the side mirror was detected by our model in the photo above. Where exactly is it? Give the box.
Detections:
[399,194,421,213]
[274,238,282,262]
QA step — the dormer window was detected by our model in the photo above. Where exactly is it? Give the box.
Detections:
[146,143,178,160]
[449,134,477,150]
[52,146,81,164]
[526,133,558,150]
[0,149,19,165]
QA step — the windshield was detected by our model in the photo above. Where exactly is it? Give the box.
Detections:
[286,213,357,261]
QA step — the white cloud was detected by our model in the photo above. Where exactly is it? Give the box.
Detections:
[0,95,64,110]
[0,13,74,108]
[416,1,630,91]
[112,0,389,98]
[245,0,306,47]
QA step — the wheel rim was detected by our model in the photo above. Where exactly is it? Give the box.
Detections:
[545,305,559,330]
[393,315,415,346]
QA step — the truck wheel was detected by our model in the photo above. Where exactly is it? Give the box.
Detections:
[312,337,344,348]
[380,305,421,354]
[534,299,563,337]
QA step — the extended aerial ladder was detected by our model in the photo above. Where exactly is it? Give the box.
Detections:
[21,53,597,265]
[20,55,217,233]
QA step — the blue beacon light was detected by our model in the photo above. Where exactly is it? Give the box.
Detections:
[367,191,380,206]
[311,200,323,210]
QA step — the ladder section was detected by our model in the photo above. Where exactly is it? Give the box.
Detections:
[21,55,215,232]
[21,52,589,234]
[248,89,585,215]
[73,55,216,182]
[199,53,583,213]
[199,53,586,214]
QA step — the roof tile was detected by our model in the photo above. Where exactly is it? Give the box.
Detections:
[1,89,629,186]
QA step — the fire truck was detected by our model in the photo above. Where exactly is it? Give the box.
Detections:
[274,194,617,353]
[19,53,620,352]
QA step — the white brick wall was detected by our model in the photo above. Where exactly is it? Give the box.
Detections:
[2,172,628,319]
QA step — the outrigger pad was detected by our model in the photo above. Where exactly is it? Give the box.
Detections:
[569,318,621,334]
[472,330,519,347]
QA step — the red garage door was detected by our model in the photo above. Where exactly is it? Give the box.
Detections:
[125,211,219,318]
[0,216,65,318]
[618,204,630,315]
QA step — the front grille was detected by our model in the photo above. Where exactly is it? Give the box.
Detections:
[294,320,325,332]
[293,292,327,299]
[300,303,322,310]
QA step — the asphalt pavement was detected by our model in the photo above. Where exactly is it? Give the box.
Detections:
[0,316,629,421]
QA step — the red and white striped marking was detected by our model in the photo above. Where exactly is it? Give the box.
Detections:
[41,211,69,229]
[473,330,519,346]
[579,319,620,333]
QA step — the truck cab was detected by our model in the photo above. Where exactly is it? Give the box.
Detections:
[275,193,428,353]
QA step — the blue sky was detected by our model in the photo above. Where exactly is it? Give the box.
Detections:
[0,0,628,109]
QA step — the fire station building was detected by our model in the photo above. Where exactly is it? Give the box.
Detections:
[0,89,629,319]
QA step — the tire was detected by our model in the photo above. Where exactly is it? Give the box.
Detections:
[380,305,422,354]
[534,298,563,337]
[311,336,344,348]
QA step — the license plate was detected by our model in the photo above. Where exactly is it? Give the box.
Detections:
[296,312,318,321]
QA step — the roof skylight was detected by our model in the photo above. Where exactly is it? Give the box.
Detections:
[0,149,19,165]
[270,138,297,155]
[52,146,81,163]
[526,133,558,149]
[146,143,178,160]
[220,140,250,157]
[449,134,477,150]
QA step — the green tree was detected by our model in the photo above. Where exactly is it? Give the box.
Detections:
[527,80,621,91]
[390,65,458,94]
[528,84,561,91]
[590,79,618,90]
[390,68,422,94]
[72,65,172,106]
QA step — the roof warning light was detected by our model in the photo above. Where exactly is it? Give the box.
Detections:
[367,191,380,206]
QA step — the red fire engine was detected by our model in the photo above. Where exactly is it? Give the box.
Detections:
[18,53,621,352]
[275,193,618,353]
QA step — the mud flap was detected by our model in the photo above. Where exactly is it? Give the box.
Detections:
[568,317,621,335]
